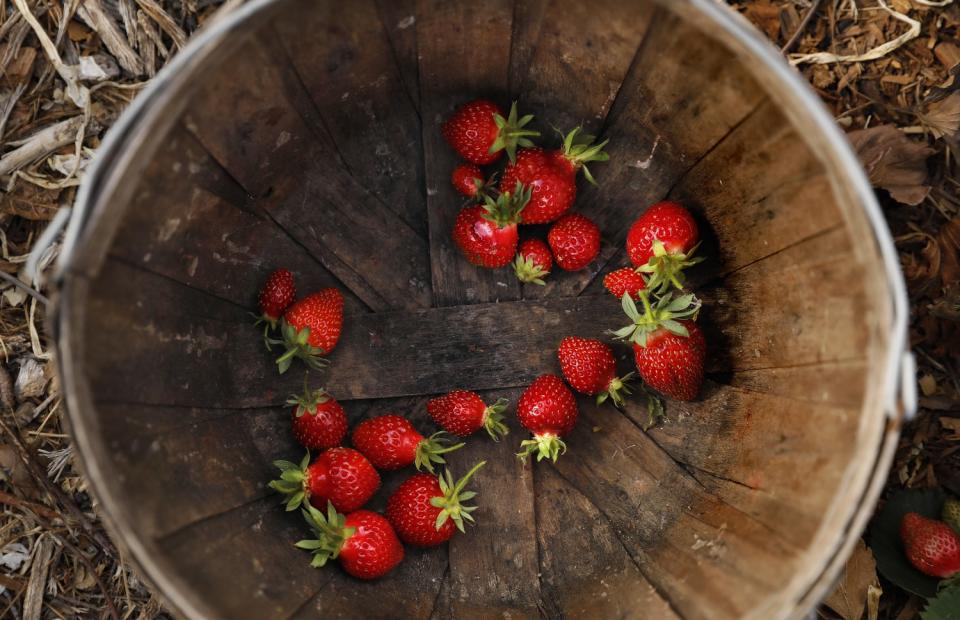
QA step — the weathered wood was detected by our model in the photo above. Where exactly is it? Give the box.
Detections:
[374,0,421,113]
[716,359,868,408]
[416,0,521,306]
[273,1,427,237]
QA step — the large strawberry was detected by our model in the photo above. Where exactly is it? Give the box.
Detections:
[256,268,296,330]
[547,213,601,271]
[612,292,704,401]
[500,127,608,224]
[516,374,579,462]
[452,182,531,268]
[272,289,344,374]
[298,502,404,580]
[269,448,379,512]
[351,414,463,473]
[442,100,538,165]
[427,390,509,440]
[288,383,347,450]
[626,201,703,293]
[557,336,633,407]
[512,238,553,285]
[603,267,647,299]
[386,461,485,547]
[900,512,960,578]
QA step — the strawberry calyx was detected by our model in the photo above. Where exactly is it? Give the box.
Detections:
[481,181,531,228]
[636,239,705,293]
[287,375,331,418]
[269,451,312,511]
[415,432,466,474]
[482,398,510,441]
[296,501,356,568]
[517,432,567,463]
[270,320,329,375]
[430,461,486,532]
[512,252,550,285]
[558,127,609,186]
[611,291,701,348]
[598,372,636,408]
[642,385,665,430]
[490,102,540,164]
[944,498,960,533]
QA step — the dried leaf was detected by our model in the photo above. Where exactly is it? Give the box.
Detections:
[921,92,960,138]
[0,183,61,220]
[848,125,934,205]
[902,235,940,292]
[937,217,960,289]
[743,0,782,40]
[823,539,880,620]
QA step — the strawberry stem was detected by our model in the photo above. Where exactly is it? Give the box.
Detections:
[268,451,312,511]
[286,374,330,417]
[610,291,701,348]
[482,398,510,441]
[269,321,329,374]
[431,461,486,532]
[481,181,531,228]
[636,239,705,294]
[558,126,610,186]
[490,101,540,164]
[512,252,550,285]
[516,432,567,463]
[297,501,355,568]
[414,432,465,473]
[597,372,635,408]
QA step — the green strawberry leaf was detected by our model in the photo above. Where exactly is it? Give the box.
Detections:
[868,487,946,598]
[920,584,960,620]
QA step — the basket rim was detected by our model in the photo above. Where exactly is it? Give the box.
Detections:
[49,1,914,619]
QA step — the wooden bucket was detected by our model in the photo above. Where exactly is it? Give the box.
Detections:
[50,0,916,617]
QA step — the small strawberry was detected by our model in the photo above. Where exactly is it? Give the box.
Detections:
[351,414,464,473]
[269,448,380,512]
[548,213,600,271]
[557,336,633,407]
[500,127,608,224]
[451,164,486,198]
[442,100,539,165]
[626,201,703,293]
[944,498,960,533]
[257,268,296,328]
[288,382,347,450]
[512,239,553,285]
[298,502,404,580]
[272,289,344,374]
[603,267,647,299]
[516,374,579,462]
[900,512,960,578]
[452,182,531,268]
[427,390,509,440]
[386,461,486,547]
[612,292,704,401]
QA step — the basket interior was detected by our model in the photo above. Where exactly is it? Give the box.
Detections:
[63,0,893,618]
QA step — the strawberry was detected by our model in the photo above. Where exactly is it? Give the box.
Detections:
[547,213,600,271]
[386,461,485,547]
[351,414,464,473]
[512,239,553,285]
[298,502,403,580]
[452,182,531,268]
[288,383,347,450]
[944,498,960,533]
[451,164,486,198]
[272,289,344,374]
[603,267,647,299]
[500,128,608,224]
[427,390,509,440]
[257,268,296,327]
[269,448,380,512]
[516,374,579,462]
[557,337,633,407]
[612,292,704,401]
[442,100,539,165]
[900,512,960,578]
[626,201,703,293]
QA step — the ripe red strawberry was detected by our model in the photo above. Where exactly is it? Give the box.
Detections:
[272,289,344,374]
[257,268,296,326]
[512,239,553,285]
[452,182,531,268]
[557,337,633,407]
[288,384,347,450]
[603,267,647,299]
[386,461,485,547]
[900,512,960,578]
[427,390,509,440]
[451,164,485,198]
[298,502,404,580]
[548,213,600,271]
[500,128,608,224]
[442,100,538,165]
[613,292,704,401]
[269,448,380,513]
[516,374,579,462]
[351,414,463,473]
[626,201,702,293]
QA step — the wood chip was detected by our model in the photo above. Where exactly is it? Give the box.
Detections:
[934,42,960,69]
[76,0,144,75]
[22,537,52,620]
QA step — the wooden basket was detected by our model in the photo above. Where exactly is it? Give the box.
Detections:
[50,0,916,618]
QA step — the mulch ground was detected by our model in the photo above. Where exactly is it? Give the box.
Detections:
[0,1,957,618]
